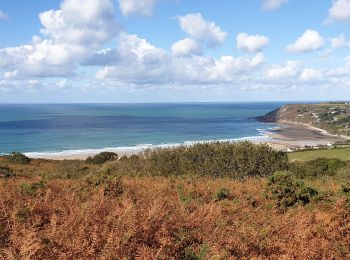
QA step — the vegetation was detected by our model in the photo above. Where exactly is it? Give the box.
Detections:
[85,151,118,164]
[1,142,350,258]
[5,152,31,164]
[266,171,318,208]
[289,146,350,161]
[259,102,350,136]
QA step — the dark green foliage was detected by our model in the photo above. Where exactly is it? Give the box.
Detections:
[86,152,118,164]
[85,172,123,197]
[19,180,46,196]
[341,182,350,193]
[146,141,288,178]
[214,188,230,201]
[15,207,31,221]
[289,158,347,178]
[0,166,15,178]
[6,152,30,164]
[267,171,318,208]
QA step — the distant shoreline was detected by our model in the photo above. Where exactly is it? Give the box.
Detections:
[23,123,348,160]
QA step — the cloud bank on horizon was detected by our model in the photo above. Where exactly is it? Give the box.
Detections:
[0,0,350,102]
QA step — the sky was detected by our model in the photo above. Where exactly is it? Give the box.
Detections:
[0,0,350,103]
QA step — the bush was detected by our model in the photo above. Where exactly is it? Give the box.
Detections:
[341,182,350,193]
[86,152,118,165]
[0,166,15,178]
[85,173,123,197]
[214,188,230,201]
[289,158,347,178]
[146,141,288,178]
[266,171,318,209]
[6,152,30,164]
[103,176,123,197]
[19,180,46,196]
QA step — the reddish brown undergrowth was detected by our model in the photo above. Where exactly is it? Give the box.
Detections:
[0,174,349,259]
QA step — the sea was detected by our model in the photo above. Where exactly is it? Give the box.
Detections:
[0,102,283,157]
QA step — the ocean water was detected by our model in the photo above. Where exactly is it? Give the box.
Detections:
[0,103,282,156]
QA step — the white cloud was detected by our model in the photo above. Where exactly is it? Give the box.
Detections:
[0,0,119,78]
[177,13,228,48]
[118,0,156,16]
[96,33,264,84]
[331,34,350,48]
[0,10,7,20]
[266,61,302,80]
[237,33,270,52]
[328,0,350,22]
[262,0,288,11]
[39,0,118,47]
[286,30,325,53]
[300,68,323,81]
[171,38,202,56]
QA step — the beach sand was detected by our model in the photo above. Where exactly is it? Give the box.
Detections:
[27,124,349,160]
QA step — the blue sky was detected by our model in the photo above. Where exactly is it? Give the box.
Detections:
[0,0,350,103]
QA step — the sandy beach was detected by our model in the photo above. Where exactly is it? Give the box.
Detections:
[25,123,349,160]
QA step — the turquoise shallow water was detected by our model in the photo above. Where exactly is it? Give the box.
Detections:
[0,103,282,155]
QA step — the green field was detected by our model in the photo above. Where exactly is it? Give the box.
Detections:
[288,147,350,161]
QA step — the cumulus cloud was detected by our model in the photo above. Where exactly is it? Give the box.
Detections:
[177,13,228,48]
[118,0,156,16]
[39,0,118,47]
[300,68,323,81]
[171,38,202,57]
[0,10,7,20]
[327,0,350,22]
[0,0,119,78]
[331,34,350,48]
[262,0,288,11]
[286,30,325,53]
[266,61,302,80]
[96,33,264,84]
[236,33,270,52]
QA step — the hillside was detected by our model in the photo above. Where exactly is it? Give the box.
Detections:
[257,102,350,136]
[1,144,350,259]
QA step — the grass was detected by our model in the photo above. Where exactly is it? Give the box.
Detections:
[289,147,350,162]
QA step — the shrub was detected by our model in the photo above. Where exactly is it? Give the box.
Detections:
[146,141,288,178]
[86,152,118,164]
[266,171,318,208]
[0,166,15,178]
[289,158,347,178]
[19,180,46,196]
[6,152,30,164]
[341,182,350,193]
[103,176,123,197]
[214,188,230,201]
[84,172,123,197]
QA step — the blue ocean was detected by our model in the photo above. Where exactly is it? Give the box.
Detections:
[0,103,282,156]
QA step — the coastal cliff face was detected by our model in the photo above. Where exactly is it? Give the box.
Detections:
[257,103,350,136]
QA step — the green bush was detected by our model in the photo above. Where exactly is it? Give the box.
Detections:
[86,152,118,165]
[19,180,46,196]
[0,166,15,178]
[289,158,347,178]
[266,171,318,208]
[85,172,123,197]
[214,188,230,201]
[146,141,288,178]
[341,182,350,193]
[6,152,30,164]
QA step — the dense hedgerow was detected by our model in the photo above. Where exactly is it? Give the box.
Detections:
[145,141,288,178]
[289,158,347,178]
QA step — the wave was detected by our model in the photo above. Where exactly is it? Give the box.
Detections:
[23,134,272,159]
